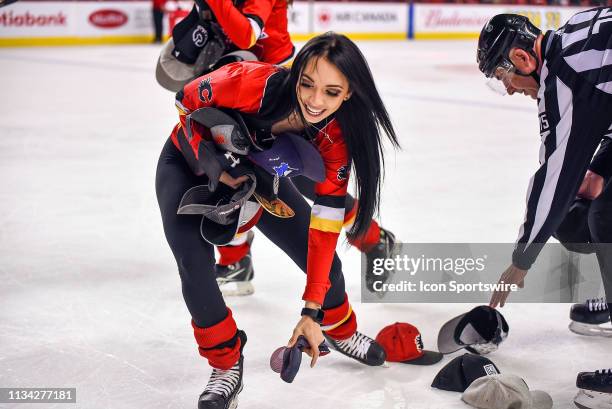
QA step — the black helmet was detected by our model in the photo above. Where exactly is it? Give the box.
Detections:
[477,14,541,78]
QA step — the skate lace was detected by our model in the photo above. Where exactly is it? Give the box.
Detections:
[335,332,372,360]
[587,297,608,312]
[203,362,240,398]
[380,229,396,252]
[596,369,612,375]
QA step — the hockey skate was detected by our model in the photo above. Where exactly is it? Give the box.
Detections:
[569,298,612,337]
[574,369,612,409]
[198,331,247,409]
[216,232,255,297]
[364,227,397,296]
[323,331,386,366]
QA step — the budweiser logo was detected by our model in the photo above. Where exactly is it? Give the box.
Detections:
[89,9,128,29]
[424,10,489,28]
[0,11,67,26]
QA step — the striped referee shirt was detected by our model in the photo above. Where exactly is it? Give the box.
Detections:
[513,7,612,269]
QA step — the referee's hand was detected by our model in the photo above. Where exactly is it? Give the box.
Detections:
[489,264,527,308]
[577,170,604,200]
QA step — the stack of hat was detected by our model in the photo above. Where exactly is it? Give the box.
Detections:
[432,354,553,408]
[432,306,553,409]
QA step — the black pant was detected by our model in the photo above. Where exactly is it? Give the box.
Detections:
[155,139,346,328]
[153,8,164,42]
[555,178,612,303]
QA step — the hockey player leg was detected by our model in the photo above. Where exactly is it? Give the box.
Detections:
[193,309,246,409]
[343,199,397,295]
[571,181,612,337]
[321,294,386,366]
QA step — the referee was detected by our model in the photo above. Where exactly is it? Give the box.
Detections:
[476,9,612,313]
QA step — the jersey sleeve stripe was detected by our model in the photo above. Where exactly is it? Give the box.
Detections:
[563,49,612,73]
[570,8,600,24]
[562,25,591,49]
[596,81,612,94]
[310,216,343,233]
[247,17,262,46]
[526,78,573,246]
[311,203,345,221]
[313,195,345,208]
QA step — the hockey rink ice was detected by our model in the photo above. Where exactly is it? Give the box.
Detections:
[1,40,610,409]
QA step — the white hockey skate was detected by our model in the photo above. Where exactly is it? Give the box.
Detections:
[575,389,612,409]
[215,232,255,297]
[569,298,612,337]
[574,369,612,409]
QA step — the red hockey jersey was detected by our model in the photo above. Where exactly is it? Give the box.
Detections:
[205,0,294,64]
[171,61,349,305]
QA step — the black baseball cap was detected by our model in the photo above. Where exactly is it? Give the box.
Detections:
[431,353,501,392]
[437,306,509,355]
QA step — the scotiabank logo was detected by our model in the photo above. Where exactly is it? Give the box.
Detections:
[0,11,67,26]
[89,9,128,28]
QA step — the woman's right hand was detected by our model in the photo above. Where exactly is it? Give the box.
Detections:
[288,315,325,368]
[219,171,249,189]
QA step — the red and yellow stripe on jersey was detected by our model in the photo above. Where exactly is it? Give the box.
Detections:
[204,0,294,64]
[304,118,349,305]
[171,61,350,306]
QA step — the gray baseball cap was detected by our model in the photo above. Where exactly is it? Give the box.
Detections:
[462,374,553,409]
[156,38,201,92]
[176,173,260,245]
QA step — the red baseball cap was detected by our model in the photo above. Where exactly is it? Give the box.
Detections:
[376,323,443,365]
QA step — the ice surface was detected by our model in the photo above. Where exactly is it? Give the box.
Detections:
[0,41,608,409]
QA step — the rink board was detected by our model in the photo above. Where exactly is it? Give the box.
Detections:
[0,1,592,46]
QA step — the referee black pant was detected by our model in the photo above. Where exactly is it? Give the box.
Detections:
[555,178,612,309]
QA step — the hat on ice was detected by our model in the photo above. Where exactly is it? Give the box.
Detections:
[176,172,261,246]
[375,323,443,365]
[437,306,509,355]
[462,374,553,409]
[248,133,325,183]
[431,353,500,392]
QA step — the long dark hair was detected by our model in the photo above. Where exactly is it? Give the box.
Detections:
[285,32,400,240]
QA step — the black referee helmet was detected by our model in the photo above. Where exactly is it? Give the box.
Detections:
[477,14,541,78]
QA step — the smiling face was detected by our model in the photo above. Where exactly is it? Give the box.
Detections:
[296,56,352,123]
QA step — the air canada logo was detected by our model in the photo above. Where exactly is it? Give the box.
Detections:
[337,165,348,181]
[273,162,298,177]
[318,10,332,25]
[415,334,424,352]
[198,77,213,103]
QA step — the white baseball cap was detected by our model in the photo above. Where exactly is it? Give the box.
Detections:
[462,374,553,409]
